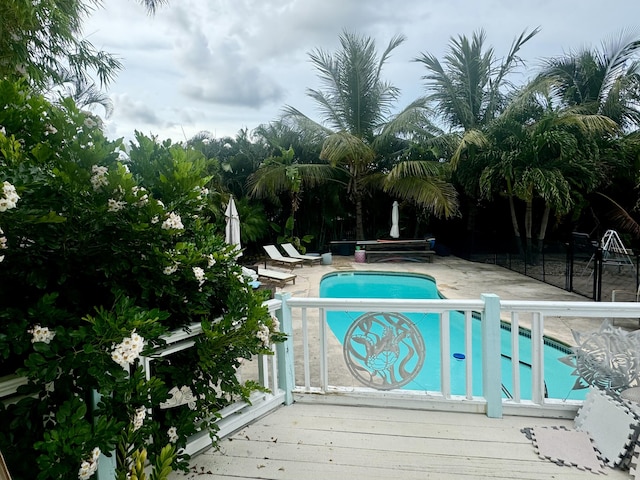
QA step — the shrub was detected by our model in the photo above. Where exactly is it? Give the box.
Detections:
[0,79,283,479]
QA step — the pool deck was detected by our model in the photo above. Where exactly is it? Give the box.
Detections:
[169,255,637,480]
[276,253,639,345]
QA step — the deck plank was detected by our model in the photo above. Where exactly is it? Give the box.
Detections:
[169,403,631,479]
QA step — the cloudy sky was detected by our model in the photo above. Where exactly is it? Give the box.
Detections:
[84,0,640,143]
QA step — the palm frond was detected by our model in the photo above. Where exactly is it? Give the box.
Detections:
[320,132,375,167]
[383,175,459,219]
[596,192,640,239]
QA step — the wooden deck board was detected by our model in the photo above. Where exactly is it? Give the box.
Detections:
[170,403,631,479]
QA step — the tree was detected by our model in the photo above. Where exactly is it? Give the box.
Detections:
[0,0,167,88]
[415,28,540,132]
[415,28,540,243]
[536,29,640,131]
[284,31,451,240]
[247,146,332,247]
[473,90,618,260]
[0,0,120,87]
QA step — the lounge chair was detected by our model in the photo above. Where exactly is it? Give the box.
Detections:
[257,267,296,287]
[281,243,322,265]
[263,245,304,268]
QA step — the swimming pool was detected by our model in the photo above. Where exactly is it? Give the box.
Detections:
[320,271,584,400]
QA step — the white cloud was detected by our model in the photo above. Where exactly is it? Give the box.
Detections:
[84,0,640,142]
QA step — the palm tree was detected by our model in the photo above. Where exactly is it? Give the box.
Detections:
[47,67,114,118]
[247,145,333,245]
[284,31,451,240]
[536,29,640,131]
[533,30,640,246]
[415,28,540,133]
[415,28,540,243]
[474,90,618,260]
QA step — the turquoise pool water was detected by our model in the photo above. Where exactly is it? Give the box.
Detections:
[320,271,584,400]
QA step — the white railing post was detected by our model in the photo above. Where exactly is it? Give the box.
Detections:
[530,312,545,405]
[440,311,451,398]
[510,312,521,403]
[481,294,502,418]
[275,293,295,405]
[319,307,328,391]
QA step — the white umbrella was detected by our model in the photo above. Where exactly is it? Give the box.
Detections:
[225,195,242,257]
[390,200,400,238]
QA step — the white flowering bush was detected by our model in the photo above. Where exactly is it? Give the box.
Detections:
[0,80,283,480]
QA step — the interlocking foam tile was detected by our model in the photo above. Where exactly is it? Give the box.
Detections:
[575,387,639,467]
[631,445,640,480]
[619,397,640,470]
[631,443,640,480]
[529,426,607,474]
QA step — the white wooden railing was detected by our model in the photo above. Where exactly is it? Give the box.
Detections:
[3,293,640,470]
[279,294,640,419]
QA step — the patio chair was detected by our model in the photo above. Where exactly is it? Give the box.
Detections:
[257,267,296,287]
[281,243,321,265]
[262,245,304,268]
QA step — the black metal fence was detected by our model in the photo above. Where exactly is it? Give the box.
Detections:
[465,234,640,302]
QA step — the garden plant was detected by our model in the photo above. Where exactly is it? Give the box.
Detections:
[0,79,284,480]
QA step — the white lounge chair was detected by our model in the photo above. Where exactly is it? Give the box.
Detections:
[263,245,304,268]
[281,243,321,265]
[257,267,296,287]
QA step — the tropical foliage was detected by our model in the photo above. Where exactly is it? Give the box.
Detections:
[283,30,458,240]
[0,80,283,480]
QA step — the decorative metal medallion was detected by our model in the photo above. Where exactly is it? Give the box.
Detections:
[343,311,426,390]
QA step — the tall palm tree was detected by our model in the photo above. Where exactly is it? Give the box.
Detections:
[474,90,618,260]
[536,29,640,131]
[534,30,640,244]
[284,31,449,240]
[415,28,540,133]
[415,28,540,242]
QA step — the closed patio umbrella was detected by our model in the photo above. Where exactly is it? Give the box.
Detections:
[225,195,242,257]
[390,201,399,238]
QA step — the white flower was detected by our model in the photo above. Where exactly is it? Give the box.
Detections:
[161,212,184,231]
[132,406,146,431]
[78,461,93,480]
[257,324,271,347]
[193,266,205,286]
[0,228,7,250]
[77,447,100,480]
[0,181,19,211]
[271,316,280,333]
[194,186,209,200]
[90,447,100,462]
[111,331,145,370]
[206,254,216,267]
[44,125,57,135]
[163,264,178,275]
[107,198,126,212]
[0,126,5,135]
[84,117,97,129]
[90,166,108,191]
[28,325,55,344]
[167,426,178,444]
[151,215,159,224]
[131,186,149,206]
